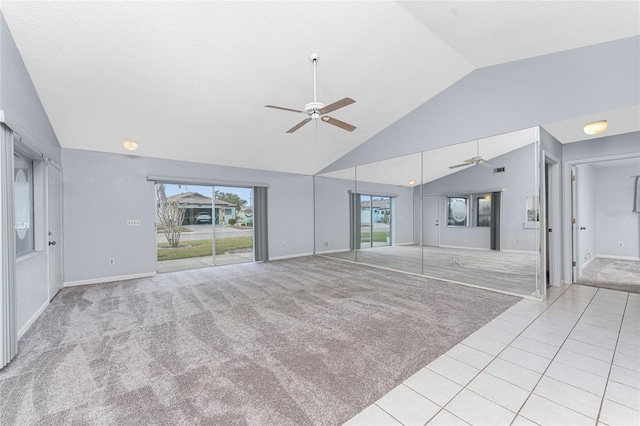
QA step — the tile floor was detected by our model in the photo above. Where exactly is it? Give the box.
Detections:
[345,285,640,426]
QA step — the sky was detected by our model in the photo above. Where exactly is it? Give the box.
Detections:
[162,184,253,206]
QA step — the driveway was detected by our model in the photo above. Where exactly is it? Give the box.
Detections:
[157,224,253,243]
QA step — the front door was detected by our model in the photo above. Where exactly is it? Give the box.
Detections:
[423,195,440,247]
[47,164,63,300]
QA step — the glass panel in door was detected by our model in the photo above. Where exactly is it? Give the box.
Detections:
[360,195,372,248]
[371,196,391,247]
[156,183,214,273]
[214,186,254,266]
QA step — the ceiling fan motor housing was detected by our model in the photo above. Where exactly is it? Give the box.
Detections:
[305,101,325,118]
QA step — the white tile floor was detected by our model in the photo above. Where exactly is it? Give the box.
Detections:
[345,285,640,426]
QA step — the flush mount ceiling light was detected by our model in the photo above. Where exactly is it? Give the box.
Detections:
[408,179,416,186]
[123,140,139,151]
[583,120,608,135]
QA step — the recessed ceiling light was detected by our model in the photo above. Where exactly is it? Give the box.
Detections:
[583,120,608,135]
[408,179,416,185]
[123,140,139,151]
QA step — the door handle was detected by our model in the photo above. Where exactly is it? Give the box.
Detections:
[48,241,56,246]
[580,227,586,231]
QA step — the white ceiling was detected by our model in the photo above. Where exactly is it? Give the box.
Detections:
[542,105,640,145]
[1,1,639,175]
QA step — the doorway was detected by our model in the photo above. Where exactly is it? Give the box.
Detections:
[156,183,254,273]
[569,156,640,292]
[543,152,561,287]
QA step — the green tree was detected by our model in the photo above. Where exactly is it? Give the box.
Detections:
[214,191,247,209]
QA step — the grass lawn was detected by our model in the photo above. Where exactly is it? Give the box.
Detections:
[157,237,253,261]
[156,226,191,234]
[359,231,390,243]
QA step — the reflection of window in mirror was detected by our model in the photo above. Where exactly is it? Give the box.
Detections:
[526,196,539,221]
[14,152,34,256]
[476,194,492,227]
[447,196,468,226]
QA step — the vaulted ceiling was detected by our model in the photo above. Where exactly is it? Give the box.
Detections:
[1,1,639,175]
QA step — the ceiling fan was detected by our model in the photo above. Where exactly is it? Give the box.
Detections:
[449,140,494,169]
[265,53,357,133]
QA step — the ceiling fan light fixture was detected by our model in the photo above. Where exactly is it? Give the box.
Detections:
[583,120,608,135]
[123,140,139,151]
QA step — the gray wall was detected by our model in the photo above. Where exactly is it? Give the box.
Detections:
[594,164,640,259]
[322,36,639,173]
[314,175,415,253]
[563,132,640,163]
[0,14,61,164]
[63,148,315,284]
[419,144,538,251]
[1,14,62,336]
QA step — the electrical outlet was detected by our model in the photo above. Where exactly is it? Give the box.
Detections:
[324,241,329,247]
[127,219,141,227]
[108,258,115,265]
[282,242,285,247]
[619,242,624,248]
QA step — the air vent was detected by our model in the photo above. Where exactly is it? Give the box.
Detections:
[494,167,506,173]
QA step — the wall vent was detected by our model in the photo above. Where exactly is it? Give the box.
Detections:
[493,167,506,173]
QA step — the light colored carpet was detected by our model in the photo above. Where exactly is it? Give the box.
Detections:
[0,256,519,425]
[326,245,539,296]
[579,257,640,294]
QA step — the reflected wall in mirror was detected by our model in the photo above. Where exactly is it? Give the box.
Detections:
[314,167,356,262]
[353,153,423,275]
[420,128,540,297]
[313,128,543,299]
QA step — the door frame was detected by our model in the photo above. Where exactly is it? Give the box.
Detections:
[543,151,561,287]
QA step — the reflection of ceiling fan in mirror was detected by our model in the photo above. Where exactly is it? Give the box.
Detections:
[449,140,494,169]
[265,53,357,133]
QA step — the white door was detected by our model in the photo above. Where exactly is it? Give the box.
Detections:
[423,195,440,247]
[47,165,63,300]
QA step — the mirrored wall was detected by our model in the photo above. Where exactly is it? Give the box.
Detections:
[315,127,543,298]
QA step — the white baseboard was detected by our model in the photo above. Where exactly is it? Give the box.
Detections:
[396,242,416,246]
[315,248,351,255]
[500,249,539,254]
[18,300,49,340]
[269,252,314,261]
[581,257,595,271]
[596,254,640,261]
[64,272,156,287]
[439,245,490,251]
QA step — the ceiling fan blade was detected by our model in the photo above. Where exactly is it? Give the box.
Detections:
[449,163,471,169]
[319,97,355,115]
[478,160,493,168]
[285,118,312,133]
[265,105,304,113]
[320,116,357,132]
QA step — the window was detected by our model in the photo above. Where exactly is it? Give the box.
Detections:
[447,196,468,226]
[477,195,492,227]
[447,193,493,227]
[14,153,34,256]
[225,208,232,215]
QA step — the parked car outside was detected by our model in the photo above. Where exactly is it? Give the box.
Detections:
[195,212,212,224]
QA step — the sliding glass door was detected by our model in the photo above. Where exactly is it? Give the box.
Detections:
[359,194,391,249]
[155,183,254,273]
